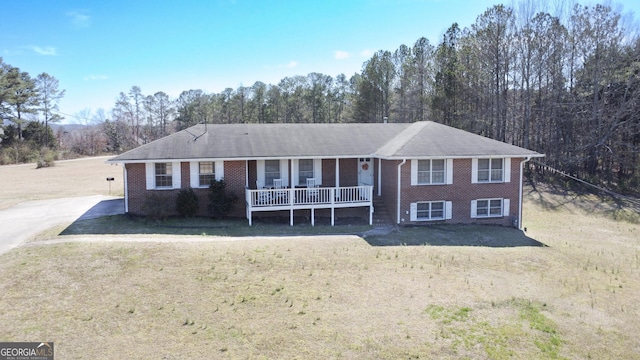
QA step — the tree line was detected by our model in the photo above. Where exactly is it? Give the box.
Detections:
[0,58,65,164]
[1,1,639,194]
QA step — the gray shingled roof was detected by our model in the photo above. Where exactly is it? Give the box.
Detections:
[108,121,543,162]
[375,121,543,158]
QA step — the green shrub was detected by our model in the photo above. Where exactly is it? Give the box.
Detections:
[36,148,57,168]
[208,179,238,219]
[176,187,199,218]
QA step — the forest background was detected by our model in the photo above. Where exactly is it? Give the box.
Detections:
[1,2,639,195]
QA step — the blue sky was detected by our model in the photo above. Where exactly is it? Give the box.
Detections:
[2,0,639,124]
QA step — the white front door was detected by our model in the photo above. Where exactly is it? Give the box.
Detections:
[358,158,373,186]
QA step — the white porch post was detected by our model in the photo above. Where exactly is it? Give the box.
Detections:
[369,186,373,225]
[335,158,340,191]
[331,188,335,226]
[290,208,294,226]
[311,208,315,226]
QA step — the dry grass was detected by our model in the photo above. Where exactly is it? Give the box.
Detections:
[0,159,639,358]
[0,156,123,210]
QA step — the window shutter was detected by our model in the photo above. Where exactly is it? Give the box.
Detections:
[411,160,418,185]
[281,159,290,187]
[291,160,299,187]
[172,161,181,189]
[503,158,511,183]
[314,159,322,186]
[446,159,454,184]
[503,198,510,217]
[256,160,265,188]
[190,162,199,188]
[445,201,453,220]
[410,203,417,221]
[471,159,478,184]
[470,200,478,218]
[215,161,224,180]
[145,163,154,190]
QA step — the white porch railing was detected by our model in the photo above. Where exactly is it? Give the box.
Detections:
[245,185,374,226]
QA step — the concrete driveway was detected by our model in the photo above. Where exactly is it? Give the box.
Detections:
[0,195,124,255]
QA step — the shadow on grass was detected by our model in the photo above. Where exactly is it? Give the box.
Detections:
[60,213,546,248]
[363,224,547,248]
[59,214,374,237]
[526,180,640,224]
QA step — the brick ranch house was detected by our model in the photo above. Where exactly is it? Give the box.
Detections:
[107,121,544,227]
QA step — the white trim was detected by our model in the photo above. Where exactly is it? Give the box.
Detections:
[145,163,154,190]
[172,161,181,189]
[410,202,417,221]
[123,165,129,213]
[410,201,447,221]
[215,161,224,180]
[445,201,452,219]
[291,159,299,186]
[412,159,448,186]
[410,160,418,185]
[472,198,506,218]
[503,198,511,217]
[471,159,478,184]
[313,159,322,185]
[256,160,266,188]
[281,159,290,187]
[189,162,199,188]
[504,158,511,183]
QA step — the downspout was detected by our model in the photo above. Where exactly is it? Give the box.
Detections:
[123,164,129,213]
[396,159,407,225]
[518,156,532,230]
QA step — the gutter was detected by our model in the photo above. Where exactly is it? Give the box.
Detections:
[397,159,407,224]
[518,156,532,230]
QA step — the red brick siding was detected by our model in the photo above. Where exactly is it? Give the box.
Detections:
[126,161,247,218]
[322,159,336,186]
[339,158,358,187]
[396,158,522,226]
[380,159,401,223]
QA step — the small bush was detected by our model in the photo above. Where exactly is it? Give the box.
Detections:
[208,179,238,219]
[176,187,199,218]
[143,194,171,221]
[36,148,57,168]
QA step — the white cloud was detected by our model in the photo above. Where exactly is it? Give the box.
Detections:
[361,49,373,57]
[334,50,350,60]
[83,74,108,81]
[281,61,298,68]
[67,10,91,28]
[30,46,57,56]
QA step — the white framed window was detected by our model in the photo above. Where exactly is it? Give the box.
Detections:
[410,201,452,221]
[146,162,181,190]
[417,159,445,184]
[472,158,511,183]
[471,198,510,218]
[411,159,453,185]
[155,163,172,188]
[190,161,224,188]
[264,160,281,187]
[298,159,314,184]
[198,162,215,187]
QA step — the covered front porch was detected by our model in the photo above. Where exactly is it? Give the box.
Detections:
[245,185,373,226]
[243,156,378,226]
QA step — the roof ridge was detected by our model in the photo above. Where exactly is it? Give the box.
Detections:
[375,121,429,156]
